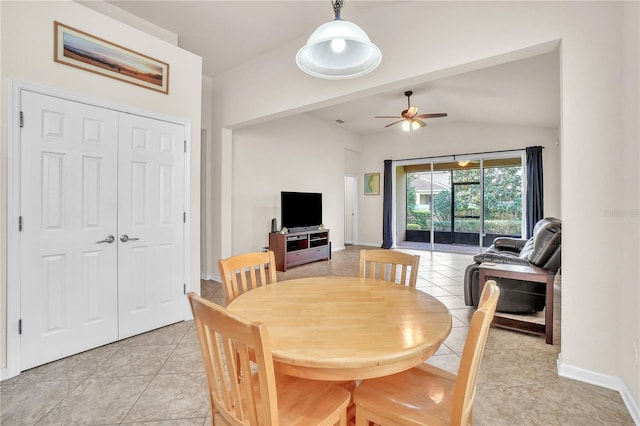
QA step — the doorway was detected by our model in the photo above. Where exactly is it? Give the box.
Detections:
[344,174,357,245]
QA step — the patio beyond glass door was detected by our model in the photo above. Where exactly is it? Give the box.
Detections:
[404,156,523,252]
[452,163,481,245]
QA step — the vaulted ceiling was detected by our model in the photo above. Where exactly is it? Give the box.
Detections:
[103,1,560,134]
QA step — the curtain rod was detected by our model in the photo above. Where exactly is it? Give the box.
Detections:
[391,146,543,163]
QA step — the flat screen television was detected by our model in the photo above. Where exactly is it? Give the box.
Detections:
[281,191,322,231]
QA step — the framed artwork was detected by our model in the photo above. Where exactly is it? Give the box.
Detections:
[364,173,380,195]
[54,21,169,94]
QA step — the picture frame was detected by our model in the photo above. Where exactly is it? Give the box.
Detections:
[364,173,380,195]
[54,21,169,94]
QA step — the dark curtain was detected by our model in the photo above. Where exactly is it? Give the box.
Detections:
[381,160,393,248]
[526,146,544,238]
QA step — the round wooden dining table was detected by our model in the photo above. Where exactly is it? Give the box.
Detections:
[226,276,452,381]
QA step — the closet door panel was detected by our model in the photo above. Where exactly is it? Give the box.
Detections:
[20,91,119,370]
[117,113,185,338]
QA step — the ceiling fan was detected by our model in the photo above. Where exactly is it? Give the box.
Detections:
[376,90,447,130]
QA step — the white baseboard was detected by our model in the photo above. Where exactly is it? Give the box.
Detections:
[0,367,10,381]
[0,366,21,381]
[558,354,639,424]
[358,242,383,248]
[200,273,219,282]
[620,381,640,426]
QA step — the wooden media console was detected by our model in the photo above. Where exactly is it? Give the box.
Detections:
[269,229,330,271]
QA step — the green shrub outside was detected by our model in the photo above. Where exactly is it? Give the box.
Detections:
[406,219,521,234]
[406,167,523,235]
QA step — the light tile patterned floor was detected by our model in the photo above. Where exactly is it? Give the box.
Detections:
[0,245,634,425]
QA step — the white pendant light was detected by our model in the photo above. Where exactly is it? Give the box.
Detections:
[296,0,382,80]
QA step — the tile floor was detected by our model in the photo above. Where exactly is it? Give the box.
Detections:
[0,245,634,425]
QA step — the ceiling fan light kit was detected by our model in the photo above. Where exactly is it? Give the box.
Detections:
[402,120,420,132]
[296,0,381,80]
[376,90,448,131]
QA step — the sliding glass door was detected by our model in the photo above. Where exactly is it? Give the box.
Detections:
[482,158,523,245]
[403,155,523,252]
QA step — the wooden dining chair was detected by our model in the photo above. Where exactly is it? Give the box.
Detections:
[218,251,356,414]
[218,251,277,305]
[359,249,421,288]
[187,292,351,426]
[352,280,500,426]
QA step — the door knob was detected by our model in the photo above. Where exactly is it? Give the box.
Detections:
[120,234,140,243]
[96,235,115,244]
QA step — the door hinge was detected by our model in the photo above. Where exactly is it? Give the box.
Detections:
[18,216,23,232]
[183,284,186,295]
[20,111,24,128]
[184,140,187,153]
[183,212,186,223]
[18,319,22,335]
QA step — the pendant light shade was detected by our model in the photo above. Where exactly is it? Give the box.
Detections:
[296,1,381,79]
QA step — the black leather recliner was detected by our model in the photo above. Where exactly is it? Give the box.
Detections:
[463,217,561,313]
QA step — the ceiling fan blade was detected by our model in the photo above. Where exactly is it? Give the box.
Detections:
[414,119,427,127]
[416,113,448,119]
[407,106,418,117]
[375,115,402,119]
[384,119,405,128]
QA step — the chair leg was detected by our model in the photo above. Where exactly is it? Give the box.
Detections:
[354,405,368,426]
[339,410,348,426]
[347,403,356,426]
[355,404,393,426]
[210,398,217,426]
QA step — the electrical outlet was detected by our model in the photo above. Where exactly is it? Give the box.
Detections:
[634,342,639,367]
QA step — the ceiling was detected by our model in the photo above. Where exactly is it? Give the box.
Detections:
[308,53,559,135]
[102,1,560,135]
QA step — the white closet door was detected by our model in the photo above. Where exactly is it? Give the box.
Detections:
[20,91,119,370]
[117,113,185,338]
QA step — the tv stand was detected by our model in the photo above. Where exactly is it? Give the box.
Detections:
[269,229,330,271]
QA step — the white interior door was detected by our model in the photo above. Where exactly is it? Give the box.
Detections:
[20,91,119,370]
[117,113,185,338]
[344,175,357,244]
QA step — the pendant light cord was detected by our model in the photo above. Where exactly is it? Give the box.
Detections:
[332,0,343,20]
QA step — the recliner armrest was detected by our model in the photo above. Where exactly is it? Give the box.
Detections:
[472,251,530,266]
[492,237,527,252]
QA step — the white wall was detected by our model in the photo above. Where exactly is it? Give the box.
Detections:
[619,1,640,412]
[0,0,202,372]
[230,114,361,256]
[357,123,560,246]
[209,1,639,413]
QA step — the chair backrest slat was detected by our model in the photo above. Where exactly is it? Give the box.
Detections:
[219,251,278,305]
[359,249,420,288]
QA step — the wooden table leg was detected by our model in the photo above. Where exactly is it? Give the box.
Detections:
[545,274,554,344]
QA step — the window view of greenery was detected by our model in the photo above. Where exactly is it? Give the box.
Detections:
[483,166,522,235]
[407,164,522,236]
[406,170,451,232]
